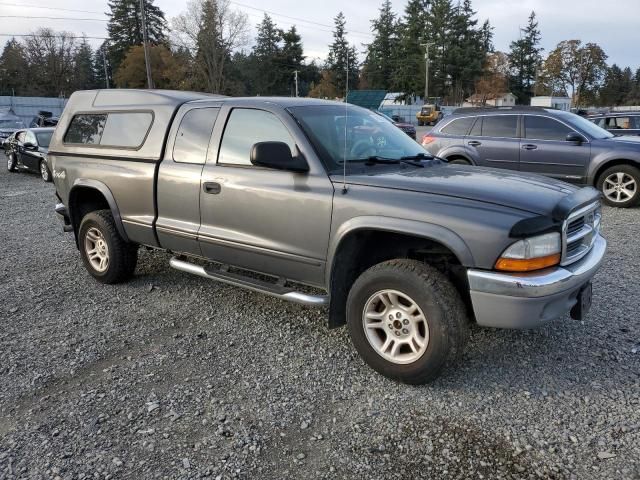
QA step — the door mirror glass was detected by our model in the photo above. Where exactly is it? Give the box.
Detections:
[566,132,584,144]
[23,141,37,149]
[250,141,308,173]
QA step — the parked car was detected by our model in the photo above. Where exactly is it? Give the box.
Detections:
[589,112,640,136]
[416,104,443,126]
[29,110,59,128]
[375,111,417,139]
[50,90,605,384]
[0,118,26,146]
[422,106,640,207]
[6,127,55,182]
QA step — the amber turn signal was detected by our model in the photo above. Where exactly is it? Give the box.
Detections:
[495,253,561,272]
[421,135,435,145]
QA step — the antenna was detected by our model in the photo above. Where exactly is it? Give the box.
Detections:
[342,51,349,194]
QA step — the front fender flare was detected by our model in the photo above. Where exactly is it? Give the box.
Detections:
[325,216,475,282]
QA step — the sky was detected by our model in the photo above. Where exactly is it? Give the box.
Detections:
[1,0,639,70]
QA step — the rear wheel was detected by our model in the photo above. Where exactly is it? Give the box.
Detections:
[346,259,469,384]
[79,210,138,284]
[7,153,16,172]
[418,120,424,126]
[597,165,640,208]
[40,160,52,182]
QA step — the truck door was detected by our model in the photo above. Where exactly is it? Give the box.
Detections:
[197,105,334,287]
[156,106,220,256]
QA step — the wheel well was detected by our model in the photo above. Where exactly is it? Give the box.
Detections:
[446,154,472,164]
[68,187,110,244]
[593,159,640,186]
[328,230,470,328]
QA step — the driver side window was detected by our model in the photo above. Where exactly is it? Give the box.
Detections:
[218,109,296,166]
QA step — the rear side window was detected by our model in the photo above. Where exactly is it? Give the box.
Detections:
[440,117,475,136]
[218,109,295,166]
[524,116,573,141]
[481,115,518,138]
[64,112,153,148]
[173,108,220,164]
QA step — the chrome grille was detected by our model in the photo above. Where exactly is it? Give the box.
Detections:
[561,202,601,266]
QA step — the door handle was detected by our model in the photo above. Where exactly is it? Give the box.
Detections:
[203,182,221,194]
[522,144,538,150]
[468,140,481,147]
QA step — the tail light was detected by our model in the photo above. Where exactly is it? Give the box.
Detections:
[422,135,435,145]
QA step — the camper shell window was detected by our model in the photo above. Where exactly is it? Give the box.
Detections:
[64,112,153,149]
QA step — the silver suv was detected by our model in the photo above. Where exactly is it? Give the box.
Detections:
[422,106,640,208]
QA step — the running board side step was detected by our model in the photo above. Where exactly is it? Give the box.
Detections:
[169,257,330,307]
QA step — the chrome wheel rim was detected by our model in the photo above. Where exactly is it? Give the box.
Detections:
[362,289,429,365]
[84,227,109,273]
[603,172,637,203]
[7,155,12,170]
[40,162,48,180]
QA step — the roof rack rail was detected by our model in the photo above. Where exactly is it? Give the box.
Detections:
[453,106,552,114]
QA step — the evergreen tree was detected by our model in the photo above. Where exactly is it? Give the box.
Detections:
[194,0,229,93]
[252,14,283,94]
[326,12,358,94]
[508,11,542,104]
[107,0,167,73]
[0,38,28,95]
[424,0,454,101]
[364,0,398,90]
[393,0,429,99]
[73,39,97,91]
[279,26,305,95]
[93,42,112,89]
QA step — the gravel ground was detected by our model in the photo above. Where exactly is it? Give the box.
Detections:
[0,164,639,480]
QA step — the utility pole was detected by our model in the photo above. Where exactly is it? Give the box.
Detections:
[421,42,434,103]
[101,48,110,89]
[293,70,299,97]
[139,0,154,89]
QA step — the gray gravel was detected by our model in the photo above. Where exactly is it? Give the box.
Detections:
[1,164,639,480]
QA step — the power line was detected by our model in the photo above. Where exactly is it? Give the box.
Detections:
[1,15,107,21]
[0,1,105,15]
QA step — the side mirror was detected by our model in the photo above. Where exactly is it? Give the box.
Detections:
[23,141,37,150]
[250,141,309,173]
[566,132,584,144]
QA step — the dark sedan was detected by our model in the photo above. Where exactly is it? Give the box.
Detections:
[6,127,54,182]
[376,111,417,140]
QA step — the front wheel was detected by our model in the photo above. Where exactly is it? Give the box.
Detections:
[597,165,640,208]
[346,259,469,384]
[7,153,16,172]
[40,160,52,182]
[79,210,138,284]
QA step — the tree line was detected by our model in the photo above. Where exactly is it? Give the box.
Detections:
[0,0,638,107]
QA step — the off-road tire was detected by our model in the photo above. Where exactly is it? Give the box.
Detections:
[346,259,469,385]
[448,157,471,166]
[596,164,640,208]
[79,209,138,284]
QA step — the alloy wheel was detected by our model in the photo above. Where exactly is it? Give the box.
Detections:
[40,162,49,181]
[603,172,637,203]
[362,289,429,365]
[84,227,110,273]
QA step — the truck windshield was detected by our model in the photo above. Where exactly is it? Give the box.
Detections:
[288,105,427,171]
[421,107,432,115]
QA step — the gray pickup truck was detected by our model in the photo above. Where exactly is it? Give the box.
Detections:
[49,89,606,384]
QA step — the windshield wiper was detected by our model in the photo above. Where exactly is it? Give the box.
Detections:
[348,156,426,168]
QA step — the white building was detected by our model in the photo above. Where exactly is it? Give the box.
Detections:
[463,92,517,107]
[530,96,571,111]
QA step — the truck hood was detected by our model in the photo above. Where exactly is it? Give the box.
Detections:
[332,163,578,216]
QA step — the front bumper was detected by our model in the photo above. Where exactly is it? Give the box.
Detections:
[467,234,606,328]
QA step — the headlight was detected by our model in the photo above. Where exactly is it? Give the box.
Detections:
[495,232,561,272]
